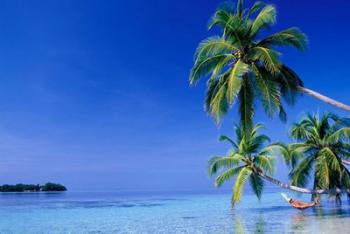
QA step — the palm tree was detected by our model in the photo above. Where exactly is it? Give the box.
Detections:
[288,113,350,201]
[208,124,277,205]
[209,122,350,206]
[190,0,350,130]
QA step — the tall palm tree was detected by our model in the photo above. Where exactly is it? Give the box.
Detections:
[288,113,350,200]
[190,0,350,129]
[209,122,350,206]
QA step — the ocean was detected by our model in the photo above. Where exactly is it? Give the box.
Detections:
[0,190,349,233]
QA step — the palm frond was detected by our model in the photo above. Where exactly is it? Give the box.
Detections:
[227,60,249,103]
[250,5,276,37]
[190,54,233,85]
[208,154,243,176]
[290,122,313,141]
[253,65,282,117]
[289,155,315,187]
[246,1,265,19]
[215,166,245,187]
[320,147,343,172]
[248,134,271,153]
[208,3,234,30]
[278,104,287,122]
[249,47,280,74]
[258,27,308,51]
[267,142,299,168]
[278,65,303,105]
[195,36,237,60]
[208,74,230,122]
[255,154,275,175]
[249,173,264,200]
[328,127,350,143]
[236,0,244,17]
[219,135,238,149]
[232,167,251,205]
[315,154,330,189]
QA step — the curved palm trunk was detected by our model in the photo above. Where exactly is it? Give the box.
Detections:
[342,159,350,166]
[258,172,350,194]
[298,86,350,112]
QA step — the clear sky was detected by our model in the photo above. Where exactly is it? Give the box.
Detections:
[0,0,349,192]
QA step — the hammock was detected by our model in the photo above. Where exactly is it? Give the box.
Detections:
[281,193,320,210]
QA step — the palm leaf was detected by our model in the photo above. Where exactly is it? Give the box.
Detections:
[289,155,315,187]
[253,65,282,116]
[209,74,230,122]
[219,135,238,149]
[250,5,276,37]
[227,60,248,103]
[328,127,350,143]
[215,166,244,187]
[236,0,243,17]
[320,147,342,172]
[232,167,251,205]
[190,54,233,85]
[258,27,308,51]
[255,154,275,175]
[208,154,243,176]
[195,37,237,60]
[267,142,299,168]
[246,1,265,19]
[249,173,264,200]
[278,65,303,105]
[316,154,330,188]
[208,3,234,30]
[249,47,280,74]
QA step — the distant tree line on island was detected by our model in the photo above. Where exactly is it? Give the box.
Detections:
[0,183,67,192]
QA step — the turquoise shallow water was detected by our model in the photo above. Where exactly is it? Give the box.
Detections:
[0,191,350,233]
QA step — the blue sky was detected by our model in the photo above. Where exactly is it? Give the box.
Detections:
[0,0,349,192]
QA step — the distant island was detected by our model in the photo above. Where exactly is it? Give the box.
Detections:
[0,183,67,192]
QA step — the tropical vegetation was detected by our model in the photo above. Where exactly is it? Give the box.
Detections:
[190,0,350,206]
[189,0,350,131]
[287,113,350,202]
[208,124,278,205]
[0,183,67,192]
[208,119,350,205]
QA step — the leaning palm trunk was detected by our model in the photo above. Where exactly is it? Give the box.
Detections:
[342,159,350,166]
[258,172,350,194]
[299,86,350,112]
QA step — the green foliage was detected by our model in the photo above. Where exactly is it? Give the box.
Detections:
[189,0,307,127]
[258,28,308,51]
[288,113,350,193]
[249,173,264,200]
[232,167,251,205]
[208,123,285,206]
[0,183,67,192]
[41,183,67,191]
[0,184,40,192]
[250,5,276,36]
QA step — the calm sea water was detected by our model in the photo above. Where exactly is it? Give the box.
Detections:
[0,190,350,233]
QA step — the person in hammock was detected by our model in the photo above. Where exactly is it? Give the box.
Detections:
[281,193,320,210]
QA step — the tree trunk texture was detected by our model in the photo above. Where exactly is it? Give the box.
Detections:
[298,86,350,112]
[258,172,350,195]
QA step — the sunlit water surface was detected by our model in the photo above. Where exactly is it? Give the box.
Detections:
[0,190,349,233]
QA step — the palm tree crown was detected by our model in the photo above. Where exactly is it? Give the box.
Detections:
[208,123,281,205]
[190,0,307,129]
[288,113,350,199]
